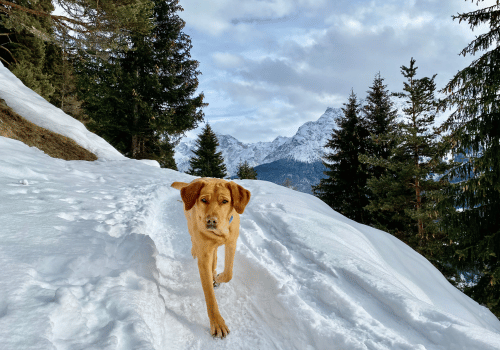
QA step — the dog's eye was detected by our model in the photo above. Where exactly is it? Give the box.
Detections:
[222,200,228,204]
[201,198,208,203]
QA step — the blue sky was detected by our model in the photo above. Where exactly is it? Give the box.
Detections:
[178,0,495,143]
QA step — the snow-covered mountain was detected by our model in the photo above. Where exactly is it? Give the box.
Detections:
[174,133,289,175]
[2,62,500,350]
[174,107,341,176]
[263,107,341,163]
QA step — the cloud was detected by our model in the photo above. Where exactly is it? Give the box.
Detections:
[181,0,330,36]
[212,52,244,69]
[180,0,498,142]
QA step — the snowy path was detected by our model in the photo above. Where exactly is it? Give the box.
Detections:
[1,137,500,349]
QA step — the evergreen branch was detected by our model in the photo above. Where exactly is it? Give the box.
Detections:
[0,0,93,30]
[441,47,500,113]
[453,2,500,29]
[459,26,500,56]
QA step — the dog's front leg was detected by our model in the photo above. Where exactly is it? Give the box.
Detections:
[197,252,230,338]
[215,241,236,284]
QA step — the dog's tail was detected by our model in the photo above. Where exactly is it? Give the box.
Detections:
[171,181,189,190]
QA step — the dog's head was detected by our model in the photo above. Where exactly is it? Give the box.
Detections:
[180,179,251,236]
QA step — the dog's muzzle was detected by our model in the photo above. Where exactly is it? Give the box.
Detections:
[206,216,218,230]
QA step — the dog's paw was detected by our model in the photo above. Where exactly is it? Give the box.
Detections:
[214,272,232,284]
[213,279,220,289]
[210,314,230,339]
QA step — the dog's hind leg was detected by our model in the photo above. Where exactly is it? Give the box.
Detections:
[212,248,220,288]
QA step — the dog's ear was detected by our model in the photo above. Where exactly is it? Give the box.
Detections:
[171,181,188,190]
[227,181,251,214]
[180,181,204,211]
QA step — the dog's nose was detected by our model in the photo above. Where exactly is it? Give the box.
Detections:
[206,216,218,227]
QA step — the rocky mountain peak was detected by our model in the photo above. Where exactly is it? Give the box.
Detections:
[174,107,341,175]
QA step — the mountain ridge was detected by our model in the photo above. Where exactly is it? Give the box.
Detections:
[174,107,341,176]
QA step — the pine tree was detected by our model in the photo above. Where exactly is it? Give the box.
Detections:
[237,161,257,180]
[359,72,398,228]
[77,0,205,168]
[364,59,455,279]
[313,90,370,223]
[439,0,500,317]
[188,124,227,178]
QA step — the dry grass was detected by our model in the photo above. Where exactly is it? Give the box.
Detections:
[0,99,98,161]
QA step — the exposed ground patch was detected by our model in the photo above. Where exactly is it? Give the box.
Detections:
[0,98,97,161]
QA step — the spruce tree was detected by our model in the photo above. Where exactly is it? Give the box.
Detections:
[439,0,500,317]
[237,161,257,180]
[77,0,205,168]
[360,73,398,228]
[313,90,370,223]
[364,59,455,279]
[188,124,227,178]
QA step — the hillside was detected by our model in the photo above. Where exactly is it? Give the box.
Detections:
[0,64,124,161]
[253,159,326,193]
[0,98,97,161]
[1,63,500,350]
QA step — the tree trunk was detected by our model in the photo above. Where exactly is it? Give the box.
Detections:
[416,178,424,236]
[415,151,424,243]
[131,134,139,158]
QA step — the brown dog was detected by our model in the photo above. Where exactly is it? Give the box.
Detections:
[171,178,251,338]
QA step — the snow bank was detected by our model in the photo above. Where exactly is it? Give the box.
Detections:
[0,63,124,160]
[0,135,499,350]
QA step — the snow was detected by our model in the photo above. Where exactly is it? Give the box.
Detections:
[1,64,500,350]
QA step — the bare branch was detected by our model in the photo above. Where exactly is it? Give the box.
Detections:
[0,45,17,64]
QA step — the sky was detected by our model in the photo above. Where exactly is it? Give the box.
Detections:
[177,0,497,143]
